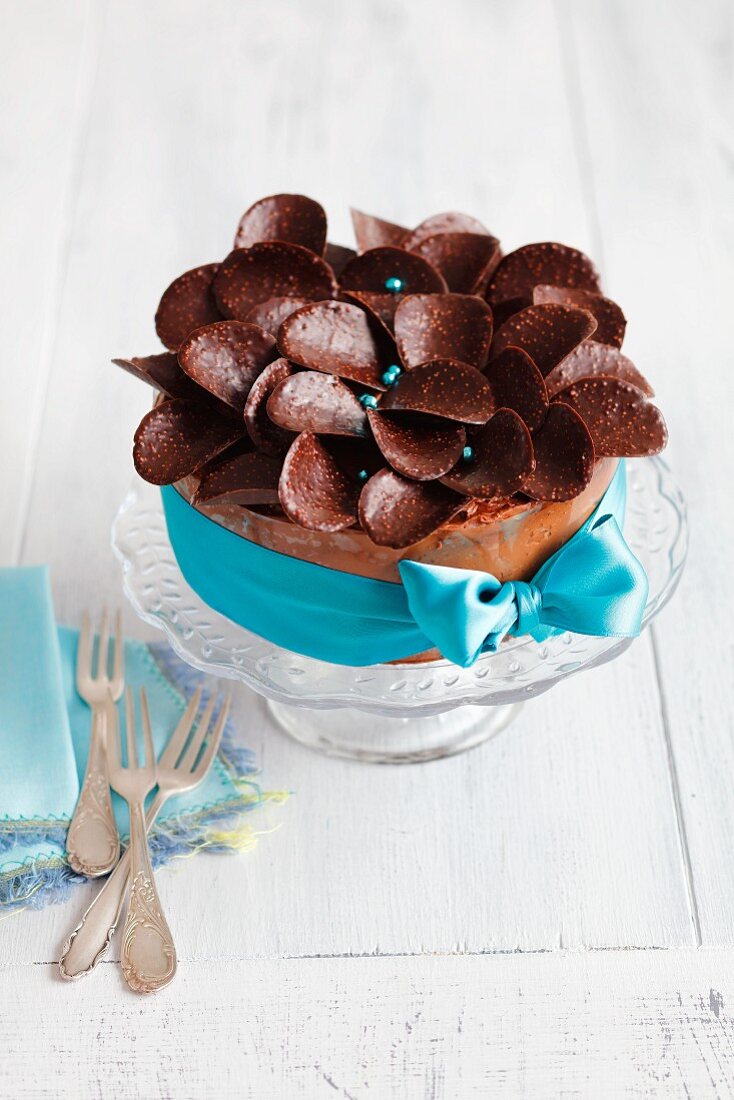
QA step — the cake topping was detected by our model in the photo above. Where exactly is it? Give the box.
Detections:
[155,264,222,351]
[117,193,667,548]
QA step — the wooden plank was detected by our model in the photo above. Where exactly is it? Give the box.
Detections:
[4,0,693,963]
[2,949,734,1098]
[564,0,734,943]
[0,0,98,565]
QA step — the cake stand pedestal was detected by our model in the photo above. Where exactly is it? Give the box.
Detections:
[112,458,686,765]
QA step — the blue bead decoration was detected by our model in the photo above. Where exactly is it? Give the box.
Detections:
[357,469,369,482]
[384,276,404,293]
[462,445,474,462]
[381,364,402,386]
[359,393,379,410]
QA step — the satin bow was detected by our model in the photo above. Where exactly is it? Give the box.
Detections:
[399,509,649,668]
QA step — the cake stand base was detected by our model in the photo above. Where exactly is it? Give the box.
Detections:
[266,700,523,764]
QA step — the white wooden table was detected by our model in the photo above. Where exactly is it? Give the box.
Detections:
[1,1,732,1095]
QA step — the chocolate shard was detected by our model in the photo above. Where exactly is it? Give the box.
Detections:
[213,242,337,320]
[545,340,654,397]
[555,377,667,457]
[350,208,408,253]
[402,211,494,250]
[267,372,369,437]
[410,232,501,295]
[394,293,494,370]
[340,290,399,335]
[278,300,391,389]
[133,398,244,485]
[243,357,294,454]
[193,449,282,506]
[487,242,601,308]
[279,432,360,531]
[245,296,310,339]
[155,264,222,351]
[324,242,357,278]
[380,359,494,424]
[441,409,534,498]
[484,347,549,430]
[368,410,466,480]
[492,304,597,377]
[522,403,595,502]
[339,246,448,295]
[533,285,626,348]
[178,320,276,412]
[358,469,462,549]
[234,194,327,255]
[112,353,198,399]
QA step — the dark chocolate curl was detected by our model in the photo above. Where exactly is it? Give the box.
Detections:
[484,347,549,430]
[193,450,282,506]
[441,409,534,498]
[358,469,461,549]
[402,211,494,249]
[492,304,597,377]
[324,243,357,278]
[155,264,222,351]
[340,290,399,335]
[411,233,501,295]
[368,411,465,481]
[555,377,667,457]
[267,372,368,437]
[350,209,408,252]
[533,285,626,348]
[213,242,337,320]
[340,246,448,295]
[487,242,601,307]
[394,293,493,370]
[380,360,494,424]
[245,297,310,339]
[178,321,276,412]
[244,358,294,454]
[522,403,594,502]
[545,341,654,397]
[133,399,244,485]
[112,353,198,400]
[279,432,360,532]
[278,300,390,389]
[234,194,327,255]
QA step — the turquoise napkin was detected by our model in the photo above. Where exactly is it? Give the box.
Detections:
[0,567,278,912]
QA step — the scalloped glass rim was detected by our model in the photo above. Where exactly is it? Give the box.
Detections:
[112,457,687,719]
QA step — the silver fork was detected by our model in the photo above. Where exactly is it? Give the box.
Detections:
[59,687,229,982]
[66,610,124,877]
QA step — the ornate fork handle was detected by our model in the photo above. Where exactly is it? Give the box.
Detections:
[120,801,176,994]
[66,706,120,877]
[60,792,165,980]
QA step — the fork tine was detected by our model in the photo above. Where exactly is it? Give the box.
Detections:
[111,610,124,694]
[159,688,202,769]
[125,686,137,767]
[139,688,155,769]
[192,694,230,780]
[180,694,216,772]
[76,611,92,684]
[105,692,122,771]
[95,608,110,679]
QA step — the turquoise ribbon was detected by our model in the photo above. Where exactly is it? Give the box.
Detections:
[161,460,647,668]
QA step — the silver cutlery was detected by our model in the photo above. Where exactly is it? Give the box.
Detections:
[60,686,229,989]
[66,610,124,877]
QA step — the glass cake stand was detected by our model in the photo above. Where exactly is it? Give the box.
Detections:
[112,458,687,764]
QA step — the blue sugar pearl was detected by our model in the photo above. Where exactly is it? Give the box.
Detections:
[462,445,474,462]
[357,469,369,482]
[381,363,402,386]
[359,393,379,410]
[384,276,404,294]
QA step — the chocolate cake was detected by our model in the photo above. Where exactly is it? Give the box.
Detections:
[115,194,667,659]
